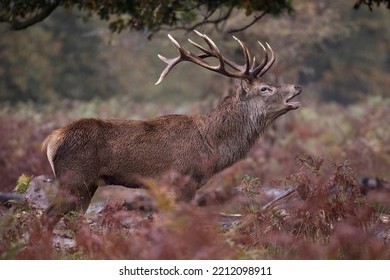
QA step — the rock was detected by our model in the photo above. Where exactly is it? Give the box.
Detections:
[122,190,155,212]
[24,175,56,209]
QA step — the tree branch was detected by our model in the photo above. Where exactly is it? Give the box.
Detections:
[7,0,60,31]
[161,6,234,33]
[228,10,268,34]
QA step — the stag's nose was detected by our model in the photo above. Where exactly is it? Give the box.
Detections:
[294,85,302,91]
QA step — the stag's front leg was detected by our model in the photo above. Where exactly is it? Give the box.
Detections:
[176,181,198,202]
[173,170,208,202]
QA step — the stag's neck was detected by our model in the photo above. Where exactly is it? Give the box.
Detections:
[199,95,268,173]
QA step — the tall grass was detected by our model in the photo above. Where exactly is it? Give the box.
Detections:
[0,96,389,259]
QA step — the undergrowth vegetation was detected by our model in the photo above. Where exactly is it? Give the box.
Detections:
[0,96,389,259]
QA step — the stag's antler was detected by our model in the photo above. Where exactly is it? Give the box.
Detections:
[155,30,275,85]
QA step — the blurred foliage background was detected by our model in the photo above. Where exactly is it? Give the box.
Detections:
[0,0,389,191]
[0,0,389,105]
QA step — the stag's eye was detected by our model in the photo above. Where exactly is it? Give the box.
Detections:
[260,87,269,92]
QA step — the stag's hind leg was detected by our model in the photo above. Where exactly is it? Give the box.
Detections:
[43,174,98,229]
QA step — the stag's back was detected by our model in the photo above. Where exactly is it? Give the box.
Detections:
[42,116,214,185]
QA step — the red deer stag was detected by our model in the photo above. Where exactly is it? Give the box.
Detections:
[42,31,301,227]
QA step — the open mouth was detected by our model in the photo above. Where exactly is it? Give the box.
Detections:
[285,89,302,110]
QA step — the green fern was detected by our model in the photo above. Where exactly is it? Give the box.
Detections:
[14,174,33,194]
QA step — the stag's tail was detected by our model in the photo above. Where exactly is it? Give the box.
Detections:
[42,129,65,177]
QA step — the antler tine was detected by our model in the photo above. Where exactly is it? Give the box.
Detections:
[156,33,219,85]
[155,34,186,85]
[251,42,268,77]
[257,42,276,77]
[232,36,251,76]
[188,37,242,72]
[156,31,271,85]
[193,30,226,71]
[155,55,177,85]
[250,57,257,71]
[157,32,229,85]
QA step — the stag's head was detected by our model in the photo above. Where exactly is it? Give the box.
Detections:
[155,30,301,118]
[239,79,301,120]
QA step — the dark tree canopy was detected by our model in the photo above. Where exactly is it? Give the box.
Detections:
[0,0,293,33]
[1,0,388,34]
[354,0,390,10]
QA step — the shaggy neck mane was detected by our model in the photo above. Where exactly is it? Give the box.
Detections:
[198,92,269,173]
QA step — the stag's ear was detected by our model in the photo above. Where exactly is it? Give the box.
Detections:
[234,79,251,96]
